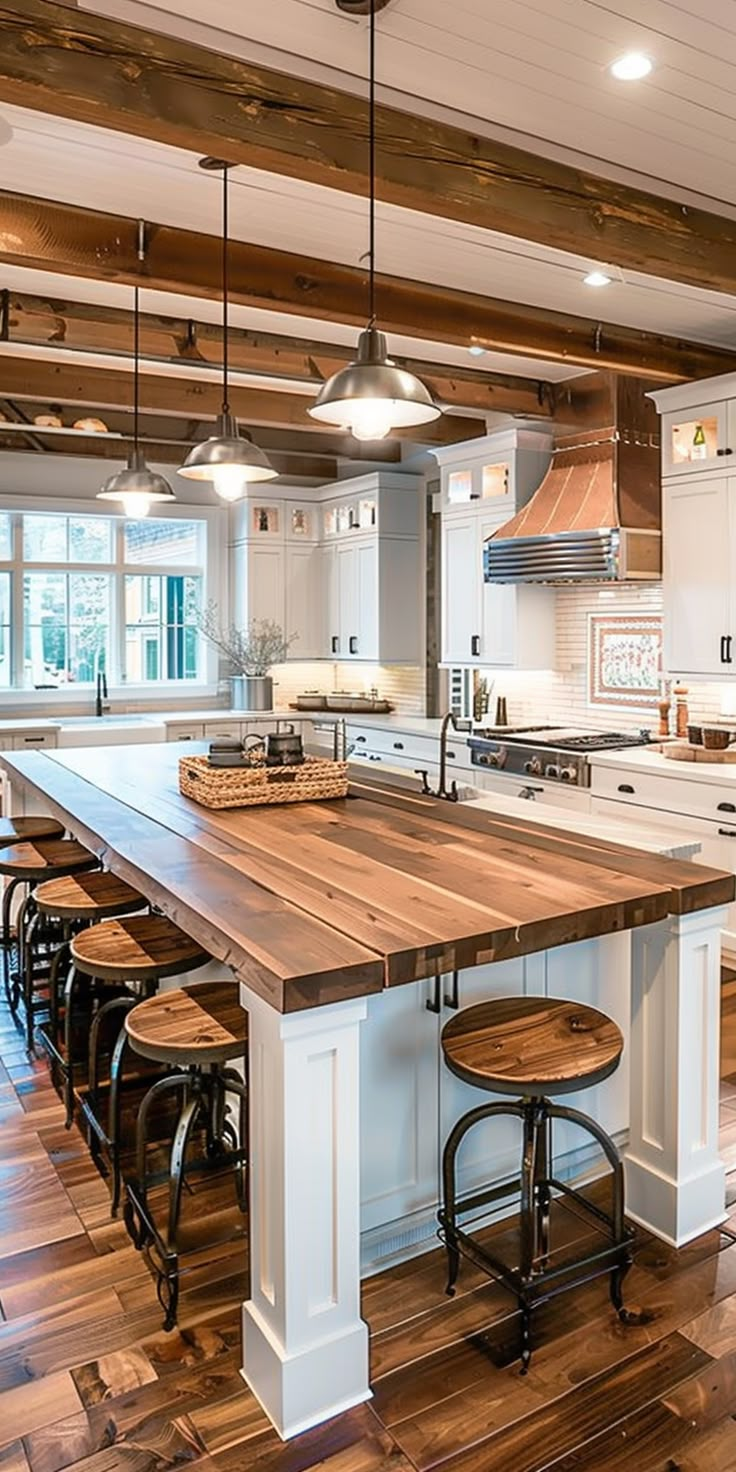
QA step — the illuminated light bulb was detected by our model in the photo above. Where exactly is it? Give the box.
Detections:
[583,270,612,287]
[211,464,249,502]
[348,401,394,441]
[120,493,151,518]
[610,52,653,81]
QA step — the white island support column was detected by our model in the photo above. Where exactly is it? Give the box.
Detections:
[239,982,370,1442]
[626,904,728,1248]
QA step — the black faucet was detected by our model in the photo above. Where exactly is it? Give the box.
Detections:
[95,669,108,718]
[416,711,472,802]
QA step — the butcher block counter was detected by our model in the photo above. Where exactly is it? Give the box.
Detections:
[0,743,733,1441]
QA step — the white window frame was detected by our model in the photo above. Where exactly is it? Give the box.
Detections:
[0,495,226,707]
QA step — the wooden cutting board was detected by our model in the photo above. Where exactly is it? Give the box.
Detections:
[663,743,736,763]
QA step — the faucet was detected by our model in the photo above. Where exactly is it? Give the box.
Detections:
[416,710,472,802]
[95,669,109,718]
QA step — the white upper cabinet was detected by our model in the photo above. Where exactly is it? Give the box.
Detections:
[435,430,555,670]
[651,375,736,678]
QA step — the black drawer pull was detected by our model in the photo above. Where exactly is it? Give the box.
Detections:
[470,634,481,657]
[331,636,339,654]
[722,635,729,664]
[349,635,358,654]
[718,802,736,813]
[426,974,441,1014]
[356,735,366,743]
[618,783,635,794]
[23,736,45,744]
[719,828,736,838]
[717,447,733,455]
[393,741,404,751]
[446,749,456,759]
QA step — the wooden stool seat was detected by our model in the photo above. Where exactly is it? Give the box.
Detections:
[125,982,246,1066]
[441,996,623,1098]
[70,914,210,984]
[0,815,64,847]
[0,837,96,884]
[35,869,144,922]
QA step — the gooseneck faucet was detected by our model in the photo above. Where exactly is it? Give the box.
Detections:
[416,710,472,803]
[95,669,108,718]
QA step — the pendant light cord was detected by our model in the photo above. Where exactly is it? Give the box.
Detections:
[368,0,376,327]
[133,283,140,452]
[222,164,230,415]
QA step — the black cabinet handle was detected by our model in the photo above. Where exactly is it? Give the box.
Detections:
[331,636,339,654]
[722,636,728,664]
[728,635,734,664]
[717,447,733,456]
[719,828,736,838]
[446,749,456,759]
[443,970,460,1010]
[426,975,441,1014]
[356,735,366,743]
[470,634,481,657]
[393,741,404,750]
[349,636,358,654]
[23,736,45,744]
[718,802,736,813]
[618,783,635,794]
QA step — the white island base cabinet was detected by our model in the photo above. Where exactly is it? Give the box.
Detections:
[238,899,726,1438]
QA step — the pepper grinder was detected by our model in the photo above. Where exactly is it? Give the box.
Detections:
[494,694,508,727]
[657,697,671,739]
[673,683,689,740]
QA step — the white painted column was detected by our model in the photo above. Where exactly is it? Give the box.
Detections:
[239,982,370,1441]
[626,905,727,1247]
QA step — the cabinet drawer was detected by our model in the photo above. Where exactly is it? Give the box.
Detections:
[348,725,470,768]
[203,721,243,740]
[12,732,56,749]
[166,723,205,742]
[590,763,736,822]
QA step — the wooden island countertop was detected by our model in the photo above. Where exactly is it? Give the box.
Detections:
[0,743,732,1012]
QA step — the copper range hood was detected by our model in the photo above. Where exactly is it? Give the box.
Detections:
[485,376,662,584]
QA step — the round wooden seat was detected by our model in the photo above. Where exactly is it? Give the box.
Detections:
[35,869,145,922]
[0,837,96,883]
[0,815,65,847]
[125,982,246,1066]
[70,914,210,984]
[441,997,623,1098]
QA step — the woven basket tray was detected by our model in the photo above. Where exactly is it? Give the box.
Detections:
[179,754,349,809]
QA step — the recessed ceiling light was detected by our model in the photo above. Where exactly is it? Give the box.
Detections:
[468,345,487,357]
[610,52,653,81]
[583,269,612,287]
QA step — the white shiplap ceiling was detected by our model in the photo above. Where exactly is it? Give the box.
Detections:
[81,0,736,210]
[3,99,736,370]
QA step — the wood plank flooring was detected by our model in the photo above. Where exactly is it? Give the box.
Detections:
[2,998,736,1470]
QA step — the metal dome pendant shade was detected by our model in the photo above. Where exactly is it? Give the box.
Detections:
[97,284,176,517]
[178,161,276,498]
[308,2,440,440]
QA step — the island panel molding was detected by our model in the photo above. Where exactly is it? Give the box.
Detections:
[4,3,736,300]
[2,192,735,383]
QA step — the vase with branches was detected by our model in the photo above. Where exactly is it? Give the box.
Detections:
[196,601,296,709]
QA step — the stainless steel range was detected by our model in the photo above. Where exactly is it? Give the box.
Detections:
[468,726,651,788]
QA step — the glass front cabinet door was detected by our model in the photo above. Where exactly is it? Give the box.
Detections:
[661,401,732,477]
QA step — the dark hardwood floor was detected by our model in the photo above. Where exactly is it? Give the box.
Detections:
[1,990,736,1472]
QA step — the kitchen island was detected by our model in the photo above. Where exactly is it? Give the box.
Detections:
[0,743,733,1440]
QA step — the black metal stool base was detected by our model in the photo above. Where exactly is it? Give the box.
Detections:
[438,1096,638,1373]
[123,1063,248,1330]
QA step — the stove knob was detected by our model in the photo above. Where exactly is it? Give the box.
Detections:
[544,763,560,780]
[524,757,542,777]
[559,765,578,783]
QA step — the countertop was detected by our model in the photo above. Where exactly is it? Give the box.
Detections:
[0,708,448,735]
[589,744,736,786]
[1,744,730,1013]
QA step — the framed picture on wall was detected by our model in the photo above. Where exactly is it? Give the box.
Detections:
[588,613,663,709]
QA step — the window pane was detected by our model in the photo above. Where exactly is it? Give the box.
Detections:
[0,572,11,687]
[124,573,201,682]
[24,572,110,686]
[124,518,203,566]
[0,515,12,561]
[23,515,67,562]
[68,516,112,563]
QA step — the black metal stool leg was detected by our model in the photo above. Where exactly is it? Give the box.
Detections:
[534,1102,551,1270]
[48,936,70,1057]
[440,1099,526,1298]
[107,1020,131,1216]
[62,963,83,1128]
[2,876,22,1012]
[222,1068,249,1211]
[23,907,40,1052]
[125,1073,189,1246]
[167,1087,202,1244]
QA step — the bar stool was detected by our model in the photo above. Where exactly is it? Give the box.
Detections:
[438,996,637,1373]
[123,981,247,1330]
[32,870,147,1122]
[0,815,65,847]
[0,837,97,1042]
[62,915,211,1203]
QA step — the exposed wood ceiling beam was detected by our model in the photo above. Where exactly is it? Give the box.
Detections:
[2,2,736,297]
[0,421,339,479]
[1,194,732,384]
[3,292,556,417]
[0,354,483,445]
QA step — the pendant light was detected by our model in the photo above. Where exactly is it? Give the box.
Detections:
[178,159,277,498]
[308,1,440,441]
[97,279,176,518]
